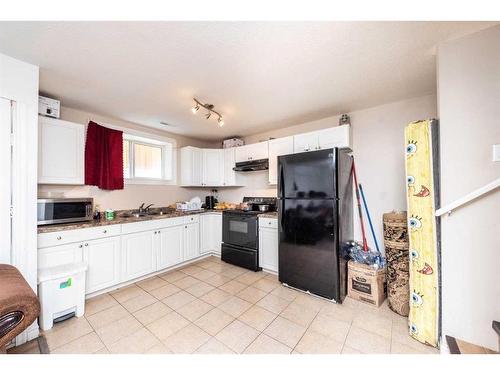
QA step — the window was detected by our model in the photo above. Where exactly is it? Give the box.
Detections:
[122,133,175,184]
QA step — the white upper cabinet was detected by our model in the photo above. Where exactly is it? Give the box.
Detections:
[181,146,240,187]
[317,125,351,150]
[223,147,236,186]
[235,141,269,163]
[180,146,203,186]
[38,116,85,184]
[268,136,294,185]
[294,125,350,153]
[202,149,224,186]
[293,131,319,153]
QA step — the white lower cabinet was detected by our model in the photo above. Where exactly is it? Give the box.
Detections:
[200,214,222,255]
[157,225,184,269]
[259,218,278,273]
[37,213,219,296]
[84,236,121,294]
[121,230,156,281]
[183,222,200,261]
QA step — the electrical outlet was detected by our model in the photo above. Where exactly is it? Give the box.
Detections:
[493,144,500,162]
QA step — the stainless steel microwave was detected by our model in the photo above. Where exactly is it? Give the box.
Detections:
[37,198,93,225]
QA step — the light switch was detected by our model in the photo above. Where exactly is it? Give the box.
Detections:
[493,144,500,162]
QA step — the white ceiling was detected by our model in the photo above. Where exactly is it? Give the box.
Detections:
[0,21,496,140]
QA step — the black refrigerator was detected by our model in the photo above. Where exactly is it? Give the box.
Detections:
[277,148,353,303]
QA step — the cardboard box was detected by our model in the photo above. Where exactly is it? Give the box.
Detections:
[348,260,387,307]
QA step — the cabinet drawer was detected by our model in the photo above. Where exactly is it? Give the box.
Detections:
[183,214,199,224]
[259,217,278,229]
[38,224,121,248]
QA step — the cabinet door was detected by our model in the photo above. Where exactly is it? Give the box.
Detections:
[157,225,183,270]
[38,117,85,184]
[268,136,294,185]
[38,242,83,269]
[183,223,200,261]
[84,236,121,294]
[234,145,249,163]
[318,125,351,150]
[180,146,202,186]
[202,149,224,186]
[200,215,213,254]
[223,147,236,186]
[293,132,319,153]
[212,214,222,255]
[121,231,156,281]
[259,227,279,273]
[246,141,269,161]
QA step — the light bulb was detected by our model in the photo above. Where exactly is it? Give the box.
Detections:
[191,105,199,114]
[218,118,224,127]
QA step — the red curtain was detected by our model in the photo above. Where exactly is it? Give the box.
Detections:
[85,121,124,190]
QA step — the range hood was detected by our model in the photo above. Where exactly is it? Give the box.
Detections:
[233,159,269,172]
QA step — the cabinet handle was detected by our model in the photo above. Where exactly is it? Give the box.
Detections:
[158,230,161,233]
[79,244,83,248]
[57,236,62,240]
[84,243,88,247]
[185,226,187,229]
[103,230,107,233]
[269,222,272,225]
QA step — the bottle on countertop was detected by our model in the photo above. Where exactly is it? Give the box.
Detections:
[93,204,101,221]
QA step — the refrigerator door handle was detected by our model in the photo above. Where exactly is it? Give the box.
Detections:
[278,162,284,198]
[278,199,285,233]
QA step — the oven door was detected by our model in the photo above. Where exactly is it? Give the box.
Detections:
[37,198,93,225]
[222,213,258,250]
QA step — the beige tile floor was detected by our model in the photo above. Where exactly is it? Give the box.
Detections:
[18,256,439,354]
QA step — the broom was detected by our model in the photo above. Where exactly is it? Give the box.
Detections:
[352,160,368,252]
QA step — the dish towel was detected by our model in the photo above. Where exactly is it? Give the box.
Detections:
[85,121,124,190]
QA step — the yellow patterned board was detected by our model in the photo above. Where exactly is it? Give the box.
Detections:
[405,119,440,348]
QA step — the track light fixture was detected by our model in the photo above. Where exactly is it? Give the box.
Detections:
[191,98,224,127]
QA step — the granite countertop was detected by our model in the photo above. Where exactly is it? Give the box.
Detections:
[37,208,223,234]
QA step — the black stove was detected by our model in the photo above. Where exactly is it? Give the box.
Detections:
[221,197,276,271]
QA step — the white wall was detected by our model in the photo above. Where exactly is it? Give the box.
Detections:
[438,26,500,351]
[219,94,437,252]
[38,106,218,210]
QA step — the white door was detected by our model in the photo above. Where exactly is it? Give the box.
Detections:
[180,146,203,186]
[293,132,319,153]
[318,125,350,150]
[202,149,224,186]
[0,98,11,263]
[38,117,84,184]
[234,145,249,163]
[121,231,156,281]
[268,136,294,185]
[223,147,236,186]
[200,215,213,254]
[259,227,279,272]
[246,141,269,161]
[157,225,183,270]
[183,223,200,261]
[212,214,222,255]
[84,236,121,294]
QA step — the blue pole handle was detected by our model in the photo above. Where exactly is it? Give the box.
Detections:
[359,184,380,253]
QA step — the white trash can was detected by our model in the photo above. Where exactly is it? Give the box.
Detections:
[37,262,87,331]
